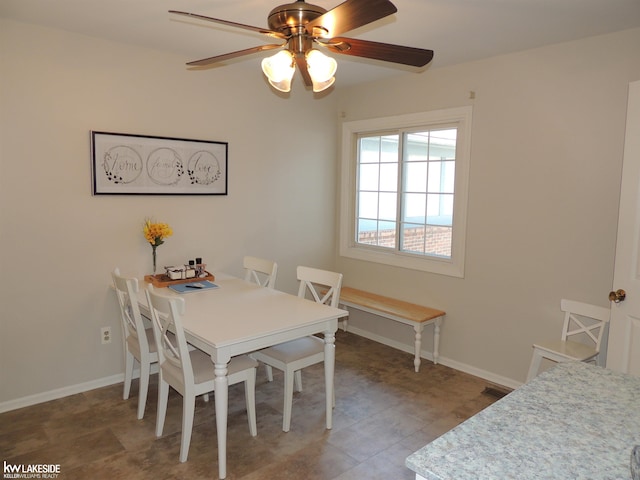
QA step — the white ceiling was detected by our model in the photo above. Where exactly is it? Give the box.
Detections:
[2,0,640,88]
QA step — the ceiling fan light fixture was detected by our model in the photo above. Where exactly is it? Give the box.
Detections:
[306,49,337,92]
[261,50,296,92]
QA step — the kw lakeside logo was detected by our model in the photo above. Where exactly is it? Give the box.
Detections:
[3,461,60,479]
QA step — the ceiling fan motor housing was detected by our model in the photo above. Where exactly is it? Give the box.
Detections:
[267,0,327,36]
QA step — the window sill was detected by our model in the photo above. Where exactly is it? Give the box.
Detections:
[340,243,464,278]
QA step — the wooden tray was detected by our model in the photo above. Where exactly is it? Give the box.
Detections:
[144,271,215,288]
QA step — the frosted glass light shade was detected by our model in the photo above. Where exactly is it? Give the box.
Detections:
[268,77,293,92]
[261,50,295,92]
[306,49,337,92]
[311,76,335,93]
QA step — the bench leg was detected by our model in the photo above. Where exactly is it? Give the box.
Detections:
[340,305,349,332]
[413,324,424,372]
[433,318,442,365]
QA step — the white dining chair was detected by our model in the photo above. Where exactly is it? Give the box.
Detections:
[112,268,158,420]
[243,255,278,288]
[252,266,343,432]
[145,285,259,462]
[526,298,610,382]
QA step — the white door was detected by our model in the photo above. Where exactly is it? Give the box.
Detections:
[606,80,640,375]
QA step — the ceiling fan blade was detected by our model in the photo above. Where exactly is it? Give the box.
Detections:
[294,55,313,87]
[305,0,397,38]
[186,44,283,67]
[169,10,287,40]
[322,37,434,67]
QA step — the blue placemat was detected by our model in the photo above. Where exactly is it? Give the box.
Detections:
[168,280,219,294]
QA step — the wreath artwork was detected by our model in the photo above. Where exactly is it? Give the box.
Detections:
[91,131,227,195]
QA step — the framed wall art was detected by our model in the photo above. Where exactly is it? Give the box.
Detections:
[91,131,228,195]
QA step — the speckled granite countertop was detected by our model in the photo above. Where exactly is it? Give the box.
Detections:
[406,362,640,479]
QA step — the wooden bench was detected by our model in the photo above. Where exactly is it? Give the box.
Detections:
[337,287,445,372]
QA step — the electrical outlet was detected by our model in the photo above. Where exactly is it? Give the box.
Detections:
[101,327,112,344]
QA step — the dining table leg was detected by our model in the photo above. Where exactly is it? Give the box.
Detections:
[214,360,229,479]
[324,330,336,430]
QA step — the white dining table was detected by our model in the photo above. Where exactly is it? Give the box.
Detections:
[137,272,348,479]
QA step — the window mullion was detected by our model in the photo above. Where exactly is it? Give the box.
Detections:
[397,130,406,253]
[424,132,431,253]
[377,137,383,247]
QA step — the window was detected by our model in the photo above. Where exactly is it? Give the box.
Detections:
[340,107,472,277]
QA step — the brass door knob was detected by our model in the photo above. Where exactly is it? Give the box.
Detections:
[609,289,626,303]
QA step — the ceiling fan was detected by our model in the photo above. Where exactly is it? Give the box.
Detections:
[170,0,434,92]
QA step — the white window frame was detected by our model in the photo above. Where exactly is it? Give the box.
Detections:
[339,106,472,277]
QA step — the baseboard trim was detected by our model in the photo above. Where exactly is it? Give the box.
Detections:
[0,364,160,414]
[0,374,124,414]
[346,326,522,390]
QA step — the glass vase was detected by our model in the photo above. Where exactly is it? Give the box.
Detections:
[152,246,157,275]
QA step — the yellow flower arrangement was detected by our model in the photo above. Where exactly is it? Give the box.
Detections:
[143,219,173,274]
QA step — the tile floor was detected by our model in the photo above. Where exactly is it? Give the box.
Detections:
[0,332,504,479]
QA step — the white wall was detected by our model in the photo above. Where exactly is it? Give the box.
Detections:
[0,19,340,408]
[335,28,640,388]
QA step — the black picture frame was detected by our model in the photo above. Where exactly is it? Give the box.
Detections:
[91,131,228,195]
